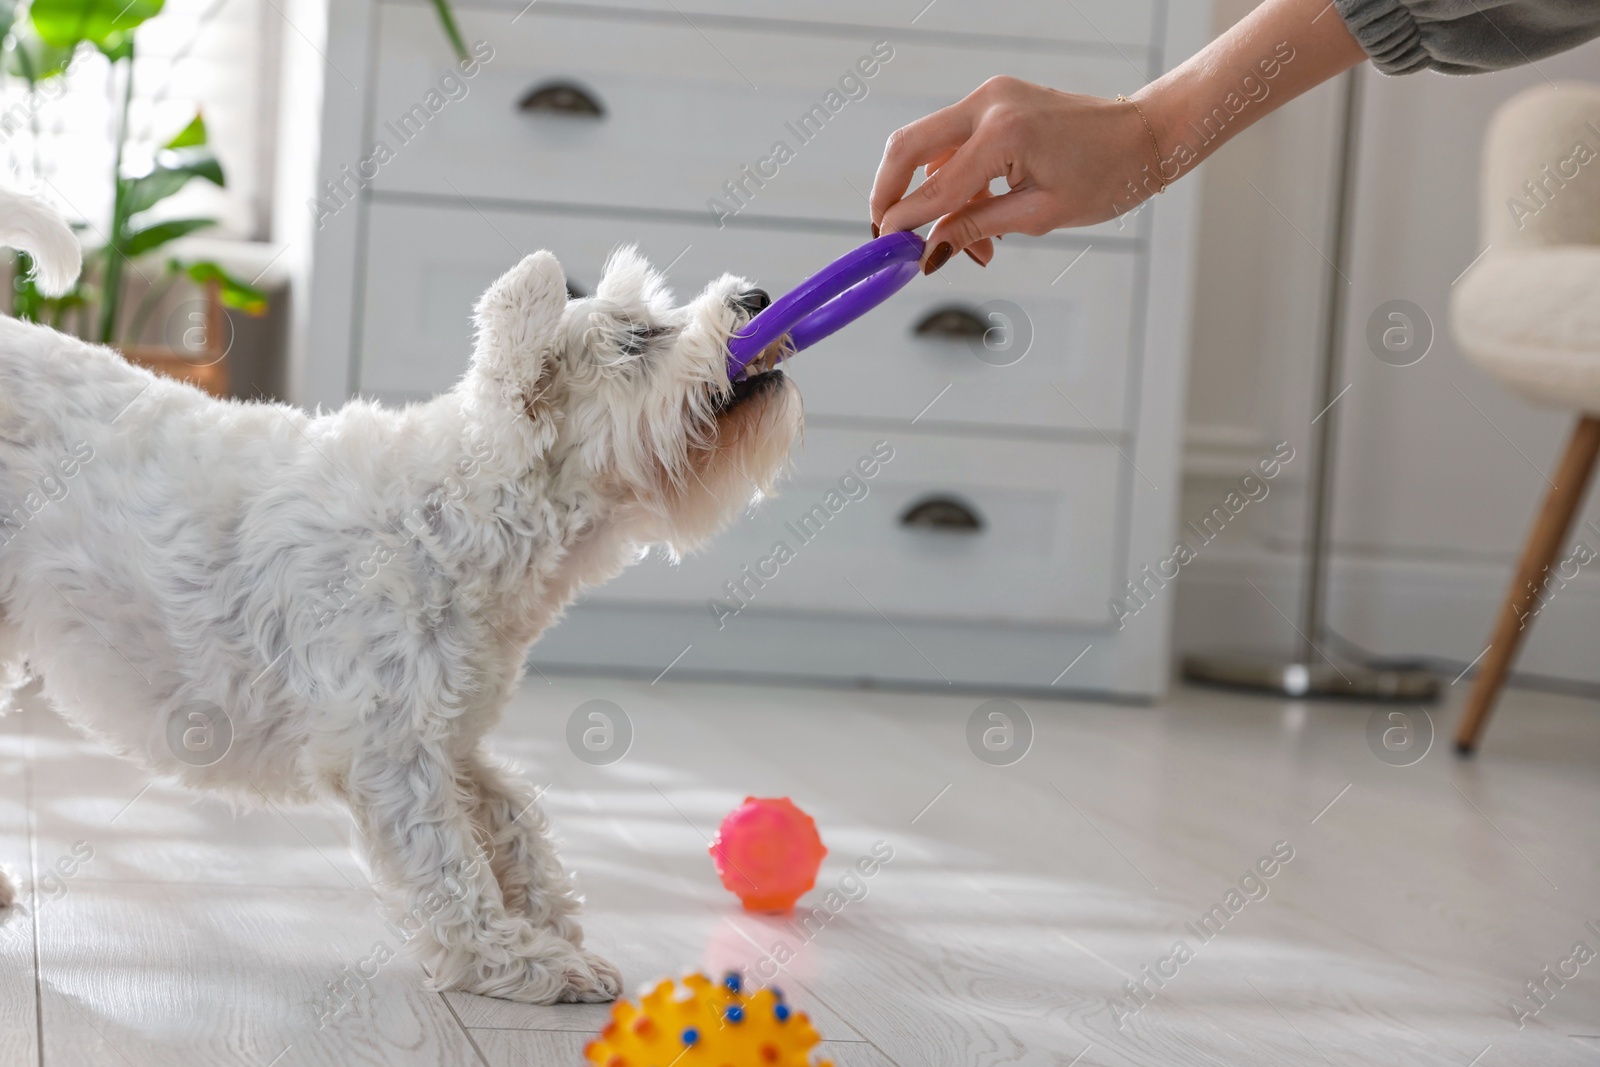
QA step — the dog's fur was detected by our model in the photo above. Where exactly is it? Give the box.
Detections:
[0,191,800,1002]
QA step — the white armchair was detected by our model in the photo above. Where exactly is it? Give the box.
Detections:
[1450,82,1600,752]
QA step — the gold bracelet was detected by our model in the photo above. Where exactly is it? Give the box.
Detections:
[1117,94,1167,194]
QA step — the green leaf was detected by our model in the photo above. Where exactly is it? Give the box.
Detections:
[29,0,163,49]
[120,216,215,257]
[11,252,44,322]
[429,0,468,63]
[121,146,225,218]
[181,260,268,316]
[96,31,133,61]
[164,112,206,149]
[9,252,86,324]
[4,25,76,82]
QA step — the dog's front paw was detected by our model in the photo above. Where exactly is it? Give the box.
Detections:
[549,911,585,948]
[447,946,622,1004]
[559,951,623,1003]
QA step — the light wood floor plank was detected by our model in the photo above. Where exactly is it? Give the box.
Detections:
[485,678,1600,1065]
[11,672,1600,1065]
[36,882,482,1066]
[25,698,366,893]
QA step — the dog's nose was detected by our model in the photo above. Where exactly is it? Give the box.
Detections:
[735,288,771,314]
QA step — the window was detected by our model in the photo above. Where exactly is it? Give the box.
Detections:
[0,0,279,241]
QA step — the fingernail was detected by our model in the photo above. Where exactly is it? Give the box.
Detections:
[872,223,880,238]
[963,248,986,268]
[924,242,953,276]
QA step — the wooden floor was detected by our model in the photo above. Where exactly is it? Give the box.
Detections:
[3,673,1599,1066]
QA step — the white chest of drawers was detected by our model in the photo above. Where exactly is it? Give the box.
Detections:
[285,0,1210,698]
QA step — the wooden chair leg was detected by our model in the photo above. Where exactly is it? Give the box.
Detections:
[1456,415,1600,754]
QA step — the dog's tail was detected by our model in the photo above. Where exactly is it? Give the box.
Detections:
[0,189,81,298]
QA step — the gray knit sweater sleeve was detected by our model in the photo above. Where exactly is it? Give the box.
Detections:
[1335,0,1600,74]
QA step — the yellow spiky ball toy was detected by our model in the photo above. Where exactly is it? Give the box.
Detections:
[584,972,833,1067]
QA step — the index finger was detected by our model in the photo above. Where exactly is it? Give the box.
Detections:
[877,135,999,242]
[869,101,977,229]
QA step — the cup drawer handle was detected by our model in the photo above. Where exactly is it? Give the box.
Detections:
[900,495,984,533]
[913,306,987,340]
[518,81,605,118]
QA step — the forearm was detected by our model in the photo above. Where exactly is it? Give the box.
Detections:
[869,0,1372,261]
[1134,0,1368,183]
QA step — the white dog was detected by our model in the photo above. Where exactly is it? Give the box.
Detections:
[0,190,800,1003]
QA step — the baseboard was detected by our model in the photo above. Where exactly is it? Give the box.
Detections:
[1183,423,1274,479]
[1174,547,1600,686]
[526,598,1166,700]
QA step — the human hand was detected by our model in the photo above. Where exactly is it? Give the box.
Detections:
[870,76,1161,273]
[870,0,1370,273]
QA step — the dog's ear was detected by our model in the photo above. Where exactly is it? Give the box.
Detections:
[595,245,667,308]
[470,250,568,392]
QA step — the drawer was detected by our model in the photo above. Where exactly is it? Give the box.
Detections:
[401,0,1159,48]
[368,3,1144,236]
[586,426,1122,626]
[356,201,1134,433]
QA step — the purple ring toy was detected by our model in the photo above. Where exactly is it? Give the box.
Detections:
[727,231,925,378]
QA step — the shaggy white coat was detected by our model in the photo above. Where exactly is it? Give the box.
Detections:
[0,189,801,1002]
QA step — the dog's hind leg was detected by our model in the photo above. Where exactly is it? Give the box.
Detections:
[345,739,621,1004]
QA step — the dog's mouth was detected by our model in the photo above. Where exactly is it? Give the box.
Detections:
[728,332,793,377]
[715,368,785,414]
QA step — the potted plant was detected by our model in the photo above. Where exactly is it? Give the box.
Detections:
[3,0,468,396]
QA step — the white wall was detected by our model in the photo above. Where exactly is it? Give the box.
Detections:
[1175,0,1600,683]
